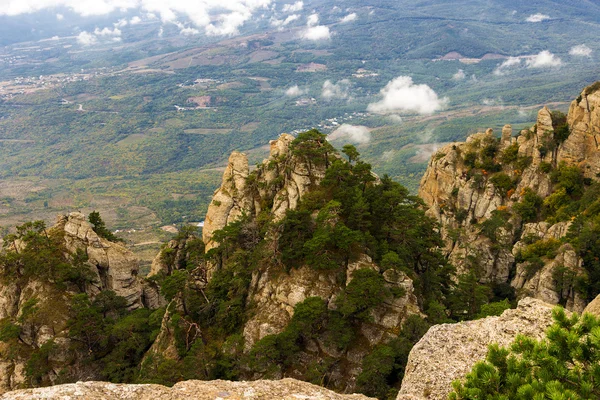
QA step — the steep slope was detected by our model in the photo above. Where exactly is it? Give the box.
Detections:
[418,82,600,312]
[0,212,159,392]
[396,298,559,400]
[143,131,444,397]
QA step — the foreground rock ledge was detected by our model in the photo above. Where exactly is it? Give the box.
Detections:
[397,298,558,400]
[0,378,375,400]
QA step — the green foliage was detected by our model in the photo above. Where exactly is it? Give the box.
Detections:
[67,292,163,383]
[480,210,511,243]
[513,188,543,222]
[159,270,189,301]
[463,152,477,168]
[450,308,600,400]
[88,211,122,242]
[449,271,492,320]
[500,143,519,164]
[0,318,21,342]
[290,129,337,169]
[336,269,389,321]
[475,299,512,319]
[489,173,514,197]
[356,315,430,399]
[551,163,584,198]
[25,340,56,386]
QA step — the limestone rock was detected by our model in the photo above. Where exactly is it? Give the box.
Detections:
[558,83,600,178]
[202,133,326,253]
[583,294,600,317]
[59,212,144,309]
[512,244,586,312]
[0,378,375,400]
[397,298,559,400]
[202,151,251,253]
[501,124,512,147]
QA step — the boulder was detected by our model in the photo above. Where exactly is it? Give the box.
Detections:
[0,378,375,400]
[396,298,559,400]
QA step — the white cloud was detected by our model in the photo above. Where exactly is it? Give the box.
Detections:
[0,0,273,37]
[307,13,319,26]
[493,57,522,75]
[340,13,357,23]
[570,44,592,57]
[180,26,200,35]
[322,79,350,100]
[526,51,562,68]
[387,114,403,123]
[367,76,447,115]
[114,18,128,27]
[271,13,298,27]
[94,26,121,36]
[76,31,97,45]
[452,69,466,80]
[301,25,330,40]
[526,13,550,22]
[328,124,371,144]
[282,1,302,12]
[158,26,164,37]
[56,13,64,20]
[285,85,305,97]
[130,16,142,24]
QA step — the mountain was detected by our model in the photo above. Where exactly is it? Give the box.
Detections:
[1,0,599,265]
[1,81,600,399]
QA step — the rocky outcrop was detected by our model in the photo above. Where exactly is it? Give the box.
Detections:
[558,83,600,177]
[244,254,421,349]
[397,298,560,400]
[0,378,375,400]
[0,212,159,394]
[202,133,327,252]
[202,151,252,253]
[58,212,145,308]
[417,86,600,309]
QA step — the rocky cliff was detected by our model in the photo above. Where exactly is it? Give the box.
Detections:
[0,212,159,393]
[144,131,426,394]
[418,83,600,312]
[0,378,375,400]
[396,298,559,400]
[202,133,327,252]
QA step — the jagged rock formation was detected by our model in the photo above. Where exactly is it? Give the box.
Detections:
[0,378,375,399]
[243,254,421,351]
[145,132,424,393]
[396,298,560,400]
[0,212,161,393]
[202,133,327,252]
[558,83,600,176]
[58,212,146,308]
[418,83,600,311]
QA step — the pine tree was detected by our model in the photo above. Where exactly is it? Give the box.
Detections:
[450,307,600,399]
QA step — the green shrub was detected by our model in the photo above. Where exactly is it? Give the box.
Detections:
[475,299,511,319]
[513,188,543,222]
[500,143,519,164]
[449,308,600,400]
[336,268,389,321]
[489,173,514,197]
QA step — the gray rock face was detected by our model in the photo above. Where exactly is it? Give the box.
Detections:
[59,212,145,309]
[417,96,589,309]
[558,84,600,178]
[397,298,559,400]
[0,378,375,400]
[202,133,327,254]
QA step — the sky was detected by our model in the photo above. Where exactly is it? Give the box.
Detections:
[0,0,306,38]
